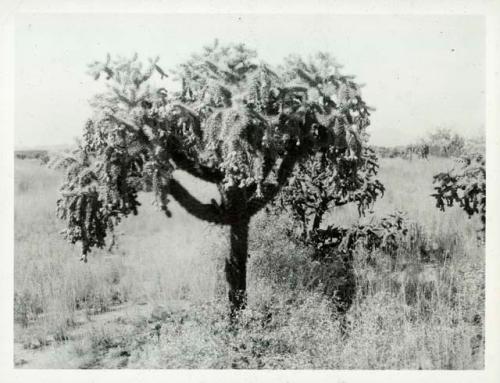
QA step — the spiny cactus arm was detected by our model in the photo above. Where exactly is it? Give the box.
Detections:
[107,114,152,146]
[246,149,299,217]
[109,112,221,183]
[107,114,140,131]
[166,138,224,184]
[168,177,225,224]
[171,103,202,140]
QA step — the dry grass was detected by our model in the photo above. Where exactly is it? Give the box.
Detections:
[14,156,484,369]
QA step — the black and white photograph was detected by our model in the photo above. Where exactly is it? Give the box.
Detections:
[1,0,500,380]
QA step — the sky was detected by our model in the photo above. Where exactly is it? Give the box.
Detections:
[14,13,485,148]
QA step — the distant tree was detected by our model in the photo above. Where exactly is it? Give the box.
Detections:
[55,41,373,315]
[419,143,430,159]
[426,128,465,157]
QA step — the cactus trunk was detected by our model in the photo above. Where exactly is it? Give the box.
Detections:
[225,218,250,316]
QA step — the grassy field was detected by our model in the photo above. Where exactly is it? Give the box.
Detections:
[13,156,484,369]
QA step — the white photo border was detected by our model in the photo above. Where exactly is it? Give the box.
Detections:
[1,1,499,382]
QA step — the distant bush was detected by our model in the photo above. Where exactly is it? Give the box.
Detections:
[463,134,485,156]
[375,128,484,160]
[15,150,49,163]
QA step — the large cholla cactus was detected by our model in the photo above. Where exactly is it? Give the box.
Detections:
[57,41,374,313]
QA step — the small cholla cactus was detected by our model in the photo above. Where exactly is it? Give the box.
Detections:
[432,153,485,240]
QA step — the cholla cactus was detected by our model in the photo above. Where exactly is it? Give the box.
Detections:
[432,153,485,240]
[273,146,384,241]
[57,42,374,314]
